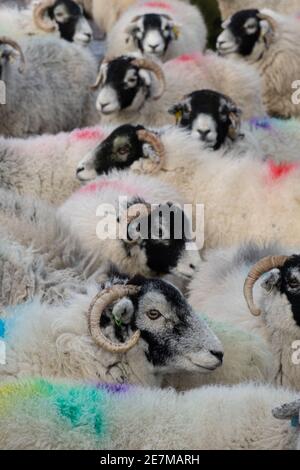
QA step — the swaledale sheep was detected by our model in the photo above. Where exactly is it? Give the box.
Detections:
[0,276,224,384]
[188,244,300,390]
[217,0,300,21]
[217,9,300,118]
[171,89,300,162]
[0,125,113,204]
[0,186,201,305]
[1,0,93,46]
[0,379,299,450]
[106,0,207,62]
[76,125,300,250]
[92,53,265,127]
[60,167,201,280]
[0,36,99,137]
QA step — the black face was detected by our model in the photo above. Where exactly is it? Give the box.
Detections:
[134,14,172,54]
[106,58,149,110]
[228,9,261,56]
[130,277,192,367]
[93,124,144,175]
[171,90,238,150]
[124,199,189,276]
[279,256,300,327]
[48,0,83,42]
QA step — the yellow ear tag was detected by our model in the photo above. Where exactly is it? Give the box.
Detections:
[173,26,180,40]
[175,110,182,124]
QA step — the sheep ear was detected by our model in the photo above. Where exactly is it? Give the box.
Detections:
[258,15,277,47]
[260,269,281,293]
[111,298,134,326]
[168,103,185,124]
[228,107,242,140]
[124,15,141,36]
[171,22,181,40]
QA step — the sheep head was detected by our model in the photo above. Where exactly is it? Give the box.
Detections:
[217,9,278,61]
[124,13,181,59]
[88,276,224,374]
[169,90,242,150]
[92,55,165,115]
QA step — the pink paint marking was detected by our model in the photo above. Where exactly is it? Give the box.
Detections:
[171,52,205,64]
[78,179,144,197]
[143,1,173,10]
[71,127,105,142]
[267,160,299,181]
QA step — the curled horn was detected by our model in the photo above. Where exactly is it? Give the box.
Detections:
[90,56,116,91]
[137,129,166,174]
[0,37,25,73]
[88,284,141,353]
[243,255,289,317]
[257,12,278,32]
[131,58,166,99]
[33,0,57,33]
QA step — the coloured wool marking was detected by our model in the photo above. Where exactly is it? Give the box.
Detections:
[143,1,173,10]
[249,117,273,131]
[267,160,299,181]
[78,179,145,197]
[71,128,105,142]
[173,53,204,64]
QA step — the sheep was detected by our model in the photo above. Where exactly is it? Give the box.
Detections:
[0,36,99,137]
[106,0,207,62]
[188,243,300,390]
[60,166,202,280]
[170,89,300,162]
[0,379,299,450]
[92,52,265,128]
[217,0,300,21]
[75,124,300,250]
[0,125,113,204]
[1,0,93,46]
[0,275,224,386]
[217,9,300,118]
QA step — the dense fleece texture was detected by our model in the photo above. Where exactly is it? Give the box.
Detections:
[0,36,99,137]
[217,0,300,20]
[0,125,112,205]
[0,379,298,450]
[99,52,265,128]
[107,0,207,61]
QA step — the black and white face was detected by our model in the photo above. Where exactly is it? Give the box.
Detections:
[120,199,201,280]
[95,58,152,115]
[126,13,180,59]
[101,277,223,374]
[261,256,300,332]
[169,90,242,150]
[48,0,92,45]
[217,9,272,61]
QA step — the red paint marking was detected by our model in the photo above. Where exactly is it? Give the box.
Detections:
[172,52,205,64]
[71,127,105,142]
[78,179,142,196]
[267,160,298,181]
[143,1,172,10]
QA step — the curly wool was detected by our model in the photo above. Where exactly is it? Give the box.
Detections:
[217,0,300,20]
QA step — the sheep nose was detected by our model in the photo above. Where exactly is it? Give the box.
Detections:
[150,44,159,51]
[210,350,224,364]
[76,166,84,174]
[198,129,210,139]
[100,102,110,110]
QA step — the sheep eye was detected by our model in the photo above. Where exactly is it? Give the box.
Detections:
[118,145,130,155]
[146,309,161,320]
[288,279,299,288]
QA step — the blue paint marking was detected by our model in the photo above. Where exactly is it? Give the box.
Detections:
[291,416,299,428]
[0,319,5,338]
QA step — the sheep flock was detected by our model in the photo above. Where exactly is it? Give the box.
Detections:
[0,0,300,452]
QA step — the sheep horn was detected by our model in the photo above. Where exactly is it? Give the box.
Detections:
[257,13,278,32]
[33,0,57,33]
[137,130,166,173]
[88,284,141,353]
[90,56,116,90]
[131,58,166,100]
[243,255,289,317]
[0,37,26,73]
